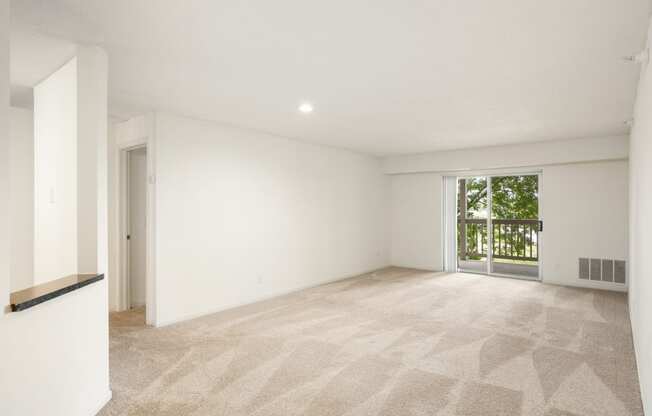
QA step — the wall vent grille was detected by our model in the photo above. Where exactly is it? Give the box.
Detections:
[579,258,589,280]
[614,260,626,284]
[589,259,601,281]
[578,258,626,284]
[601,260,614,282]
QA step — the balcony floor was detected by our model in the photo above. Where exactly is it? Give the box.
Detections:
[459,259,539,279]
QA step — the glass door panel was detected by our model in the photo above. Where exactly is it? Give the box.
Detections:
[489,175,540,279]
[457,177,489,274]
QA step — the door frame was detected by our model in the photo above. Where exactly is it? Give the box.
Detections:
[119,145,147,311]
[113,113,158,326]
[452,170,543,281]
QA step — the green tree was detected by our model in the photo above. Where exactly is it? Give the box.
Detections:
[491,175,538,219]
[462,177,487,218]
[458,175,538,261]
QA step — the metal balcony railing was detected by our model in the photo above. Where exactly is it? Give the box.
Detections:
[458,218,539,262]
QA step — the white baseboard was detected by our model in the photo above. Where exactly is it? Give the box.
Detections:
[542,278,628,292]
[91,390,112,416]
[630,302,651,416]
[155,265,390,327]
[154,266,626,327]
[389,263,442,273]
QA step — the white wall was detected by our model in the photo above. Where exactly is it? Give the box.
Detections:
[107,120,120,311]
[153,113,389,325]
[0,44,111,416]
[78,47,106,276]
[390,173,442,270]
[1,0,10,305]
[9,107,33,291]
[0,282,110,415]
[542,161,628,289]
[33,58,78,283]
[628,18,652,416]
[383,135,628,174]
[32,49,107,283]
[387,138,629,291]
[114,114,148,148]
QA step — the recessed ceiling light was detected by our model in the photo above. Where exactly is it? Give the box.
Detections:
[298,102,314,114]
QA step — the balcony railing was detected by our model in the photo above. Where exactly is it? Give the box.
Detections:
[458,218,539,262]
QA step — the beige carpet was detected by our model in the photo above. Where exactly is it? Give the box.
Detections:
[100,267,643,416]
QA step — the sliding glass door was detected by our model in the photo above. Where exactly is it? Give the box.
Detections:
[457,177,489,274]
[457,174,540,279]
[489,175,539,278]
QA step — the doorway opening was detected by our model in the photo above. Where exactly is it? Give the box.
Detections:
[457,173,541,280]
[121,146,148,313]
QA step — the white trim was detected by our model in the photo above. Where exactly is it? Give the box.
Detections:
[631,301,649,415]
[487,176,493,274]
[145,113,157,326]
[442,176,458,273]
[537,172,544,281]
[114,113,157,326]
[391,266,445,273]
[120,145,147,312]
[155,266,389,327]
[542,278,628,292]
[118,149,129,310]
[455,270,627,292]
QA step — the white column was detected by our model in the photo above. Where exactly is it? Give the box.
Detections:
[77,46,108,275]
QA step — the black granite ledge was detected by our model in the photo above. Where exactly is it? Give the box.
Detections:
[9,273,104,312]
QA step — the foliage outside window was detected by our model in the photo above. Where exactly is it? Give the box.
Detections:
[458,175,538,262]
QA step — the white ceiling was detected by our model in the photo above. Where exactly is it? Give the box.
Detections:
[9,29,77,108]
[10,0,650,155]
[10,29,77,87]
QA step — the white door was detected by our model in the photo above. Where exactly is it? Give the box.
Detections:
[128,147,147,308]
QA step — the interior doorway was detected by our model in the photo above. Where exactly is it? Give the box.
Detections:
[124,146,147,310]
[456,173,542,280]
